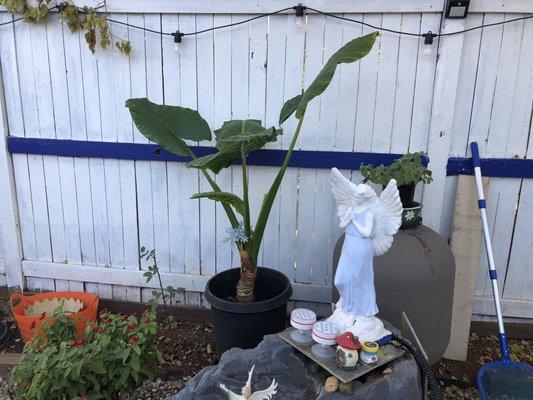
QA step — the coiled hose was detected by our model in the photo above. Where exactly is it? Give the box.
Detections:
[391,332,444,400]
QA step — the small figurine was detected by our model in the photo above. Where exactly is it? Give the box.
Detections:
[290,308,316,344]
[327,168,402,342]
[335,332,361,370]
[219,365,278,400]
[311,321,339,359]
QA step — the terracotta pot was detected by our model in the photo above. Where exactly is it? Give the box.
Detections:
[10,291,99,342]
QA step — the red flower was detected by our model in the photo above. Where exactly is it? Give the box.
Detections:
[69,339,86,348]
[30,321,36,329]
[128,335,139,346]
[127,321,137,331]
[91,326,104,334]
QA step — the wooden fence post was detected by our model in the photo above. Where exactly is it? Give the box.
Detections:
[0,64,24,289]
[422,17,467,234]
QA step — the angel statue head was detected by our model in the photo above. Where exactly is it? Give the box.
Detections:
[327,168,403,341]
[353,182,378,202]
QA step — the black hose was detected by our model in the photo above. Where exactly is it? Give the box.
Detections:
[391,332,444,400]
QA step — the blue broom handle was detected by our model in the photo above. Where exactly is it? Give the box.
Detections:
[470,142,509,360]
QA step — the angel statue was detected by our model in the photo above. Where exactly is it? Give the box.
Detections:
[326,168,403,342]
[219,365,278,400]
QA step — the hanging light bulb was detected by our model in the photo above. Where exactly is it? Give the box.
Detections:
[57,2,66,25]
[293,3,305,28]
[422,31,437,56]
[173,30,184,53]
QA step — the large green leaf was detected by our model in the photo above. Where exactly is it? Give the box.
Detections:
[125,97,211,157]
[278,94,302,125]
[191,192,244,216]
[295,32,378,119]
[187,120,281,173]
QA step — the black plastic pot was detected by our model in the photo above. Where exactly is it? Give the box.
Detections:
[398,184,416,207]
[204,267,292,358]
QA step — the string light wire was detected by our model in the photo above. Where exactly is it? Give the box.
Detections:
[0,3,532,41]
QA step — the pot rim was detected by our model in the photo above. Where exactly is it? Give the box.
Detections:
[204,267,293,314]
[402,201,422,211]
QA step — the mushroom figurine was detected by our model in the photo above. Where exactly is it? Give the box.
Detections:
[335,332,361,370]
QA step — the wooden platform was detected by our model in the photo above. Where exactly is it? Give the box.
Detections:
[279,328,405,384]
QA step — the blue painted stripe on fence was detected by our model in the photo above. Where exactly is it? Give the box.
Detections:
[447,157,533,178]
[489,270,497,280]
[478,199,486,209]
[6,137,409,170]
[7,137,533,178]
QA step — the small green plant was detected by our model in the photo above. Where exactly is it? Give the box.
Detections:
[127,32,379,302]
[141,247,184,329]
[11,309,161,400]
[360,152,432,186]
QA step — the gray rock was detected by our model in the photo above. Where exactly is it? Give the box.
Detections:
[168,335,422,400]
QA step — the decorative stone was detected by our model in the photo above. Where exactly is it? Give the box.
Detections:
[324,377,339,393]
[169,334,422,400]
[338,381,355,396]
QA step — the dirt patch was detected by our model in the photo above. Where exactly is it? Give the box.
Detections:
[155,316,216,380]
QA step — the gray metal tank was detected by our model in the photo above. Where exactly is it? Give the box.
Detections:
[332,224,455,364]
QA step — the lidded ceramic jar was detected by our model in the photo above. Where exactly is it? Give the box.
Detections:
[290,308,316,344]
[360,341,379,365]
[335,332,361,370]
[311,321,339,359]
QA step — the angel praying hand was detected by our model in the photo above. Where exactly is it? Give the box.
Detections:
[327,168,402,342]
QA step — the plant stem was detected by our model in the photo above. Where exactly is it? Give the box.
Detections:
[151,251,173,331]
[250,115,305,262]
[240,144,252,244]
[186,147,239,229]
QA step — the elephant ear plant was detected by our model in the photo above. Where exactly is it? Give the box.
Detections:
[126,32,378,302]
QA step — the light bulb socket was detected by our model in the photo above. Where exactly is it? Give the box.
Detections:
[56,2,67,13]
[293,3,306,17]
[422,31,437,45]
[173,30,184,44]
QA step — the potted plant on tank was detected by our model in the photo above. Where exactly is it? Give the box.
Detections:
[126,32,378,356]
[360,152,432,228]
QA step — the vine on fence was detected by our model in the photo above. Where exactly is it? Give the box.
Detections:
[0,0,131,54]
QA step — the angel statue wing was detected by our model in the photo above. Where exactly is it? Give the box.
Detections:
[248,379,278,400]
[330,168,359,226]
[372,179,403,256]
[241,365,255,398]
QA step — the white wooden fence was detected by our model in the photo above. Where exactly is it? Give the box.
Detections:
[0,0,532,320]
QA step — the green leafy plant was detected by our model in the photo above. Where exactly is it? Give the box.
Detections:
[11,309,161,400]
[360,152,432,186]
[126,32,378,302]
[0,0,131,55]
[141,247,184,329]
